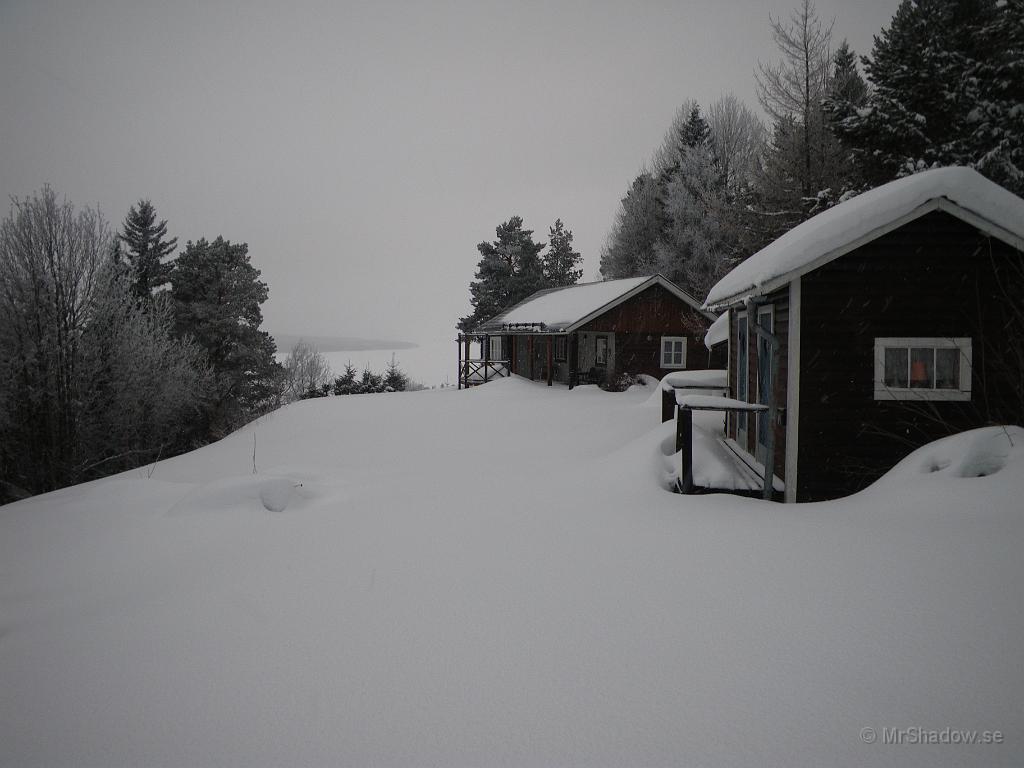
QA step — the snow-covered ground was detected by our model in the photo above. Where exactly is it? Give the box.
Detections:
[1,378,1021,767]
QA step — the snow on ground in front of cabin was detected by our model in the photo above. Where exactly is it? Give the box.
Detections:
[1,378,1021,767]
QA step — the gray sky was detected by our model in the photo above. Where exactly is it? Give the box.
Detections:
[0,0,898,344]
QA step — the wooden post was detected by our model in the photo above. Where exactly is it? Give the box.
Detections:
[463,335,471,388]
[676,405,693,494]
[528,335,534,380]
[483,334,490,384]
[546,336,553,386]
[568,334,577,389]
[509,336,515,375]
[661,387,674,423]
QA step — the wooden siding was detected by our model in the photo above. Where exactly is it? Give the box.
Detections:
[796,210,1022,501]
[578,283,714,380]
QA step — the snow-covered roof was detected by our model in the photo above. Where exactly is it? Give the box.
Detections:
[475,275,707,333]
[705,167,1024,309]
[703,310,729,349]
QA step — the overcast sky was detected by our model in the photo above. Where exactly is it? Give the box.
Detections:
[1,0,898,344]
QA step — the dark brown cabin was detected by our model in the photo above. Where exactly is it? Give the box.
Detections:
[704,167,1024,502]
[458,275,721,389]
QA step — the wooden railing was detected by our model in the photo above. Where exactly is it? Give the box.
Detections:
[460,359,509,387]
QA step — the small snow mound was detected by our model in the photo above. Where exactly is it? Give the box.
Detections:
[259,477,297,512]
[883,426,1022,484]
[951,428,1013,478]
[167,474,304,516]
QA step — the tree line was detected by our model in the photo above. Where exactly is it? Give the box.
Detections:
[282,342,423,400]
[0,189,281,502]
[600,0,1024,299]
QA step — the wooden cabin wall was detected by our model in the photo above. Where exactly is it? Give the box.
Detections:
[796,210,1023,501]
[579,284,713,380]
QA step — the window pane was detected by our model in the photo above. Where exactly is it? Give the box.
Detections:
[935,347,960,389]
[884,347,908,388]
[910,347,934,388]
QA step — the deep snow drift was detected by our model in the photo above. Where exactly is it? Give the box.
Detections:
[1,379,1021,767]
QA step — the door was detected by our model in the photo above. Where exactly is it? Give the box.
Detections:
[755,306,774,464]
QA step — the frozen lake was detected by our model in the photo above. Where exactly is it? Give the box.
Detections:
[278,335,460,389]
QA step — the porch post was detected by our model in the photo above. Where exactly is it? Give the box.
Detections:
[568,333,577,389]
[676,405,693,493]
[528,335,534,380]
[546,336,553,386]
[464,334,471,388]
[508,335,515,375]
[483,334,490,384]
[457,335,462,390]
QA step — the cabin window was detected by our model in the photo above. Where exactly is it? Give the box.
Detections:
[489,336,503,360]
[595,336,608,366]
[660,336,687,368]
[874,338,972,401]
[554,336,567,361]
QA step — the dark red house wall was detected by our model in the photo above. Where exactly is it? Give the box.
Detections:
[580,283,715,379]
[796,210,1023,501]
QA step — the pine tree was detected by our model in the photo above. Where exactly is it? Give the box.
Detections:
[119,199,177,300]
[170,236,282,437]
[542,219,582,287]
[458,216,546,331]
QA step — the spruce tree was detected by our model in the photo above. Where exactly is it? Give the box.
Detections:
[828,0,1020,191]
[383,355,409,392]
[119,199,177,300]
[542,219,582,287]
[333,361,359,395]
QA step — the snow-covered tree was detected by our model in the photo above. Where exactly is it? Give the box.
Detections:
[599,173,661,279]
[828,0,1022,194]
[0,188,207,499]
[281,340,332,403]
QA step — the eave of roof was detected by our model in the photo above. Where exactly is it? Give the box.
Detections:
[704,167,1024,311]
[473,274,712,334]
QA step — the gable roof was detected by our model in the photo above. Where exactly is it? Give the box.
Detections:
[704,167,1024,309]
[474,275,709,334]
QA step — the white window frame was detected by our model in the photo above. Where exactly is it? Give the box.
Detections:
[873,337,972,401]
[595,335,609,366]
[660,336,687,368]
[488,336,502,361]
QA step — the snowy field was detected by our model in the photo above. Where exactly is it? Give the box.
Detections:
[1,378,1021,767]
